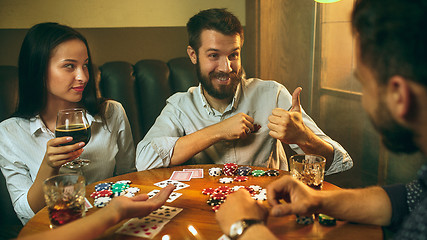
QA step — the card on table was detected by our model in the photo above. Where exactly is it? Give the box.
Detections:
[154,179,190,191]
[150,205,183,219]
[147,189,182,203]
[116,216,169,239]
[84,197,93,210]
[183,168,204,178]
[170,170,193,181]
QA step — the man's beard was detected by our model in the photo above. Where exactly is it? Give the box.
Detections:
[369,99,419,154]
[195,62,242,100]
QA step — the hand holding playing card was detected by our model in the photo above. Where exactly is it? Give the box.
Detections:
[109,184,176,220]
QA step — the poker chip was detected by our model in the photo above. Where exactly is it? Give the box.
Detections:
[295,214,315,225]
[319,214,336,226]
[95,182,111,191]
[123,192,136,198]
[249,185,262,192]
[223,163,238,176]
[111,183,129,193]
[265,170,280,177]
[90,189,113,199]
[125,187,140,194]
[231,185,245,192]
[215,186,231,193]
[207,198,224,206]
[252,189,267,201]
[237,166,252,176]
[219,177,234,184]
[244,186,256,195]
[202,188,216,196]
[233,176,248,182]
[212,205,221,212]
[209,167,222,176]
[115,180,132,184]
[251,170,265,177]
[94,196,111,208]
[211,192,227,200]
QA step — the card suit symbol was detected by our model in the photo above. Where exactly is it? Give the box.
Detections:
[134,231,140,234]
[143,228,149,231]
[151,226,158,230]
[166,214,171,216]
[145,232,151,235]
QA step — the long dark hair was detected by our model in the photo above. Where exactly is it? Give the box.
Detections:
[14,22,105,119]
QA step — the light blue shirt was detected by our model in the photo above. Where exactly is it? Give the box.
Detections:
[136,78,353,174]
[0,100,135,224]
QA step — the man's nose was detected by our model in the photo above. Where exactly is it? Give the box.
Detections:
[218,57,232,73]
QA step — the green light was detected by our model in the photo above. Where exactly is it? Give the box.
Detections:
[314,0,342,3]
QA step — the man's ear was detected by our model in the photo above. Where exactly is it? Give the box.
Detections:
[187,46,197,64]
[387,76,413,120]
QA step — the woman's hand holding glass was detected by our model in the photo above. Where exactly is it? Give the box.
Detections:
[43,137,85,169]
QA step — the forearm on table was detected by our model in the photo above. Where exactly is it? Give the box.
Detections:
[296,130,334,169]
[170,125,222,166]
[27,162,59,213]
[318,186,392,226]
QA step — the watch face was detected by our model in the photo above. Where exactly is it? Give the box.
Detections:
[230,221,244,237]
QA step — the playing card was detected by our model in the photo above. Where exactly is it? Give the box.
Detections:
[147,189,182,203]
[116,216,169,238]
[154,179,190,191]
[84,197,93,210]
[218,234,231,240]
[183,168,204,178]
[170,171,193,181]
[149,205,183,219]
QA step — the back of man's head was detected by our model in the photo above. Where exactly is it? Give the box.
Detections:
[186,8,244,54]
[352,0,427,88]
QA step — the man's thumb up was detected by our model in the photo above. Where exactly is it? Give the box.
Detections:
[290,87,302,112]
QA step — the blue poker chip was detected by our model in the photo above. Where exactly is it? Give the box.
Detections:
[95,182,111,191]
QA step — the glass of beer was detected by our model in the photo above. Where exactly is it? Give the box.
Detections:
[289,154,326,190]
[43,174,86,228]
[55,108,91,168]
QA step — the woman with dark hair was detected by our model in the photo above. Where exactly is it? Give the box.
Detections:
[0,22,135,224]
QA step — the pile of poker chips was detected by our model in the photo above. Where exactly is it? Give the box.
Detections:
[233,176,248,182]
[91,180,140,208]
[222,163,238,176]
[318,214,336,226]
[265,169,279,176]
[251,170,266,177]
[208,167,222,176]
[296,214,315,225]
[237,166,252,176]
[219,177,234,184]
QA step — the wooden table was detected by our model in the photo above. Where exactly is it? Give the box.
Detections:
[19,165,382,239]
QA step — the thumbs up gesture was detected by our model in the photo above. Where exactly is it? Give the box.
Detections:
[267,87,309,145]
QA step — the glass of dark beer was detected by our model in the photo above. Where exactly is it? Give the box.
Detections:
[55,108,91,168]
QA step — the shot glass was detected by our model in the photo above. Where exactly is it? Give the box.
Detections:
[289,154,326,190]
[43,174,86,228]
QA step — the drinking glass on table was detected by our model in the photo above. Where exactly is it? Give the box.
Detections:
[55,108,91,169]
[289,154,326,224]
[43,174,86,228]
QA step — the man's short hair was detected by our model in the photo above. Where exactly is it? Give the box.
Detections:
[352,0,427,87]
[186,8,244,53]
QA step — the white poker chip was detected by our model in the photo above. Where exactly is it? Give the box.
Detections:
[115,180,132,184]
[123,192,136,198]
[249,185,263,192]
[219,177,234,184]
[232,186,245,192]
[209,167,222,176]
[94,196,111,208]
[125,187,140,194]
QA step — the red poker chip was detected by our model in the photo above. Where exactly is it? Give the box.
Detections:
[234,176,249,182]
[212,205,221,212]
[215,186,231,192]
[244,186,256,195]
[90,189,113,199]
[202,188,215,195]
[211,192,227,200]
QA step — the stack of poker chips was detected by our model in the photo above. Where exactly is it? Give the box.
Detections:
[222,163,238,176]
[265,169,279,176]
[295,214,315,225]
[91,180,139,208]
[208,167,222,176]
[251,169,266,177]
[318,214,336,226]
[237,166,252,176]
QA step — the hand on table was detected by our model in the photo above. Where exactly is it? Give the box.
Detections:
[267,175,321,217]
[43,137,84,168]
[108,184,176,221]
[215,189,268,236]
[268,87,309,145]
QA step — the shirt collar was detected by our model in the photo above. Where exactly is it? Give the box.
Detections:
[197,80,244,116]
[29,112,100,136]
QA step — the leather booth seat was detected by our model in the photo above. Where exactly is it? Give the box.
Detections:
[0,57,198,236]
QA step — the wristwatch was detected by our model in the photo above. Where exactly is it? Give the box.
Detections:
[228,219,264,240]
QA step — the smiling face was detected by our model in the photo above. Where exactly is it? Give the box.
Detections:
[188,29,243,100]
[46,39,89,107]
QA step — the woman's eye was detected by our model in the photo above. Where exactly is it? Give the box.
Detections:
[64,64,74,69]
